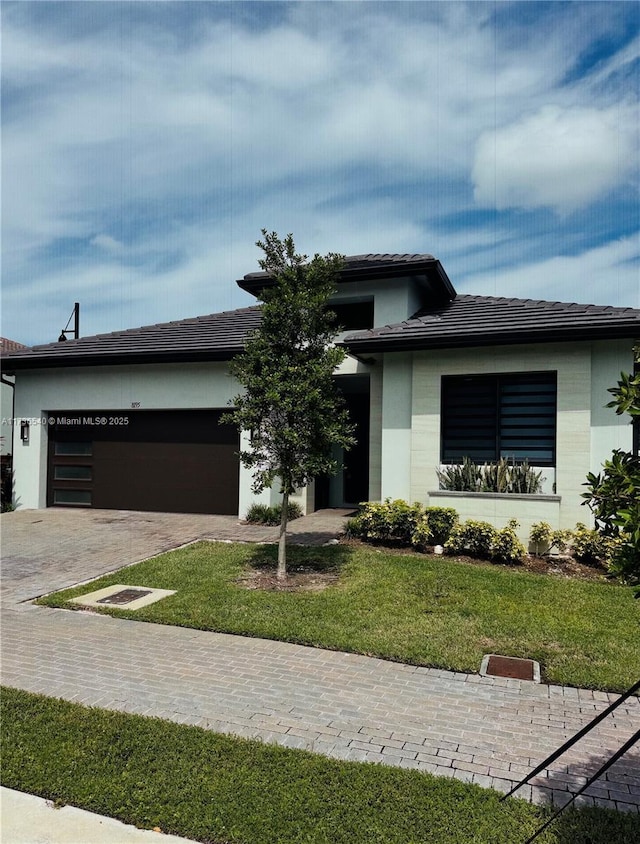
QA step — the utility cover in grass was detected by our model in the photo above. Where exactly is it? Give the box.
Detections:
[70,584,176,611]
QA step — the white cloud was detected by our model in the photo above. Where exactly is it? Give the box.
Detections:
[472,105,636,213]
[2,3,638,344]
[90,234,125,253]
[460,235,640,308]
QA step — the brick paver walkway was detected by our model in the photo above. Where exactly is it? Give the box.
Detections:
[1,508,639,813]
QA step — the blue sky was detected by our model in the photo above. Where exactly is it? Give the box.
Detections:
[2,1,638,345]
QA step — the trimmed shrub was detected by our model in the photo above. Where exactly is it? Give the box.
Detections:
[411,507,459,550]
[445,520,498,559]
[571,523,617,567]
[345,499,423,545]
[445,518,525,564]
[245,502,303,526]
[492,519,526,564]
[0,458,14,513]
[529,522,571,556]
[410,518,432,551]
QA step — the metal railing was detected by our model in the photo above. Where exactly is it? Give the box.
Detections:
[500,679,640,843]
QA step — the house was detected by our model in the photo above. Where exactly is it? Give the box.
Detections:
[1,337,28,456]
[2,254,638,540]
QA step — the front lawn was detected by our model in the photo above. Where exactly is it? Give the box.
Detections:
[2,687,638,844]
[37,542,640,692]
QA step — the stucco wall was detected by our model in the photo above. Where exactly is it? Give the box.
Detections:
[429,491,562,540]
[11,339,635,521]
[330,276,420,327]
[380,352,413,500]
[590,339,635,468]
[1,378,15,456]
[405,341,635,537]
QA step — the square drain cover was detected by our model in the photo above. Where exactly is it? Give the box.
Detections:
[70,584,176,611]
[480,654,541,683]
[96,588,152,605]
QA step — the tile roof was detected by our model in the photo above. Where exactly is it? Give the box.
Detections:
[237,252,455,301]
[1,307,262,370]
[3,292,638,372]
[342,294,640,353]
[0,337,28,354]
[241,252,437,281]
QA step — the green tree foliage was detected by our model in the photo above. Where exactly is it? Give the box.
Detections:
[583,345,640,587]
[225,231,355,578]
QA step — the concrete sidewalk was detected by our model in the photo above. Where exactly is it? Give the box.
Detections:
[1,505,639,844]
[1,787,198,844]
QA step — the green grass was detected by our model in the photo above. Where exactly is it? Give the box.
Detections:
[38,542,640,692]
[2,687,637,844]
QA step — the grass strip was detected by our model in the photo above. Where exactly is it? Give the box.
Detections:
[2,687,637,844]
[38,542,640,692]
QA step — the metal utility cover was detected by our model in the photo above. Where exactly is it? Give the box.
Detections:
[480,654,541,683]
[70,584,176,611]
[96,588,153,605]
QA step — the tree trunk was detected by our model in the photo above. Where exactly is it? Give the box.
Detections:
[277,491,289,580]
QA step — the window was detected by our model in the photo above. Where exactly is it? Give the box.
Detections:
[53,465,92,481]
[441,372,557,466]
[330,301,374,331]
[53,489,92,505]
[54,442,92,456]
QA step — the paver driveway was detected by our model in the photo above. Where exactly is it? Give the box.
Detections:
[1,507,639,814]
[0,507,350,604]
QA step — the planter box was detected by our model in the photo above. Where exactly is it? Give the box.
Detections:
[428,490,562,544]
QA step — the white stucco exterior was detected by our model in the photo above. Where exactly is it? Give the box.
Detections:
[330,276,422,327]
[403,340,635,539]
[1,378,15,456]
[7,302,637,537]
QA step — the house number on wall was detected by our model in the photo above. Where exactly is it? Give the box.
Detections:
[131,402,141,408]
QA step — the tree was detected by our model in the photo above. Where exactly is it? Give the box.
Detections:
[225,231,355,579]
[583,344,640,587]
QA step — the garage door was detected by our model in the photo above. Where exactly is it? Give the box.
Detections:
[47,410,239,515]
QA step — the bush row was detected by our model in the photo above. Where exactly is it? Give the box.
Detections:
[245,501,303,526]
[346,500,618,568]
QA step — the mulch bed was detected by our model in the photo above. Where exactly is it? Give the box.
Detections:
[235,566,341,592]
[235,537,609,591]
[339,537,609,582]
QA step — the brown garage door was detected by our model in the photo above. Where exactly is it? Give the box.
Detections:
[47,410,239,515]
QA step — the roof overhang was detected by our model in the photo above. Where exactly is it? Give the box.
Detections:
[341,325,640,355]
[1,348,240,373]
[237,256,456,303]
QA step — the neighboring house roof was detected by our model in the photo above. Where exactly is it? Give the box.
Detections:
[237,252,456,302]
[342,294,640,354]
[1,307,262,371]
[0,337,28,355]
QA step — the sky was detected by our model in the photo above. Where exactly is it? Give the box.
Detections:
[2,1,639,346]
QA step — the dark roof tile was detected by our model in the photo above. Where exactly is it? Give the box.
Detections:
[4,290,638,372]
[2,307,262,370]
[343,294,640,352]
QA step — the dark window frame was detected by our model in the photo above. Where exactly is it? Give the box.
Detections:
[329,300,374,331]
[441,371,557,467]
